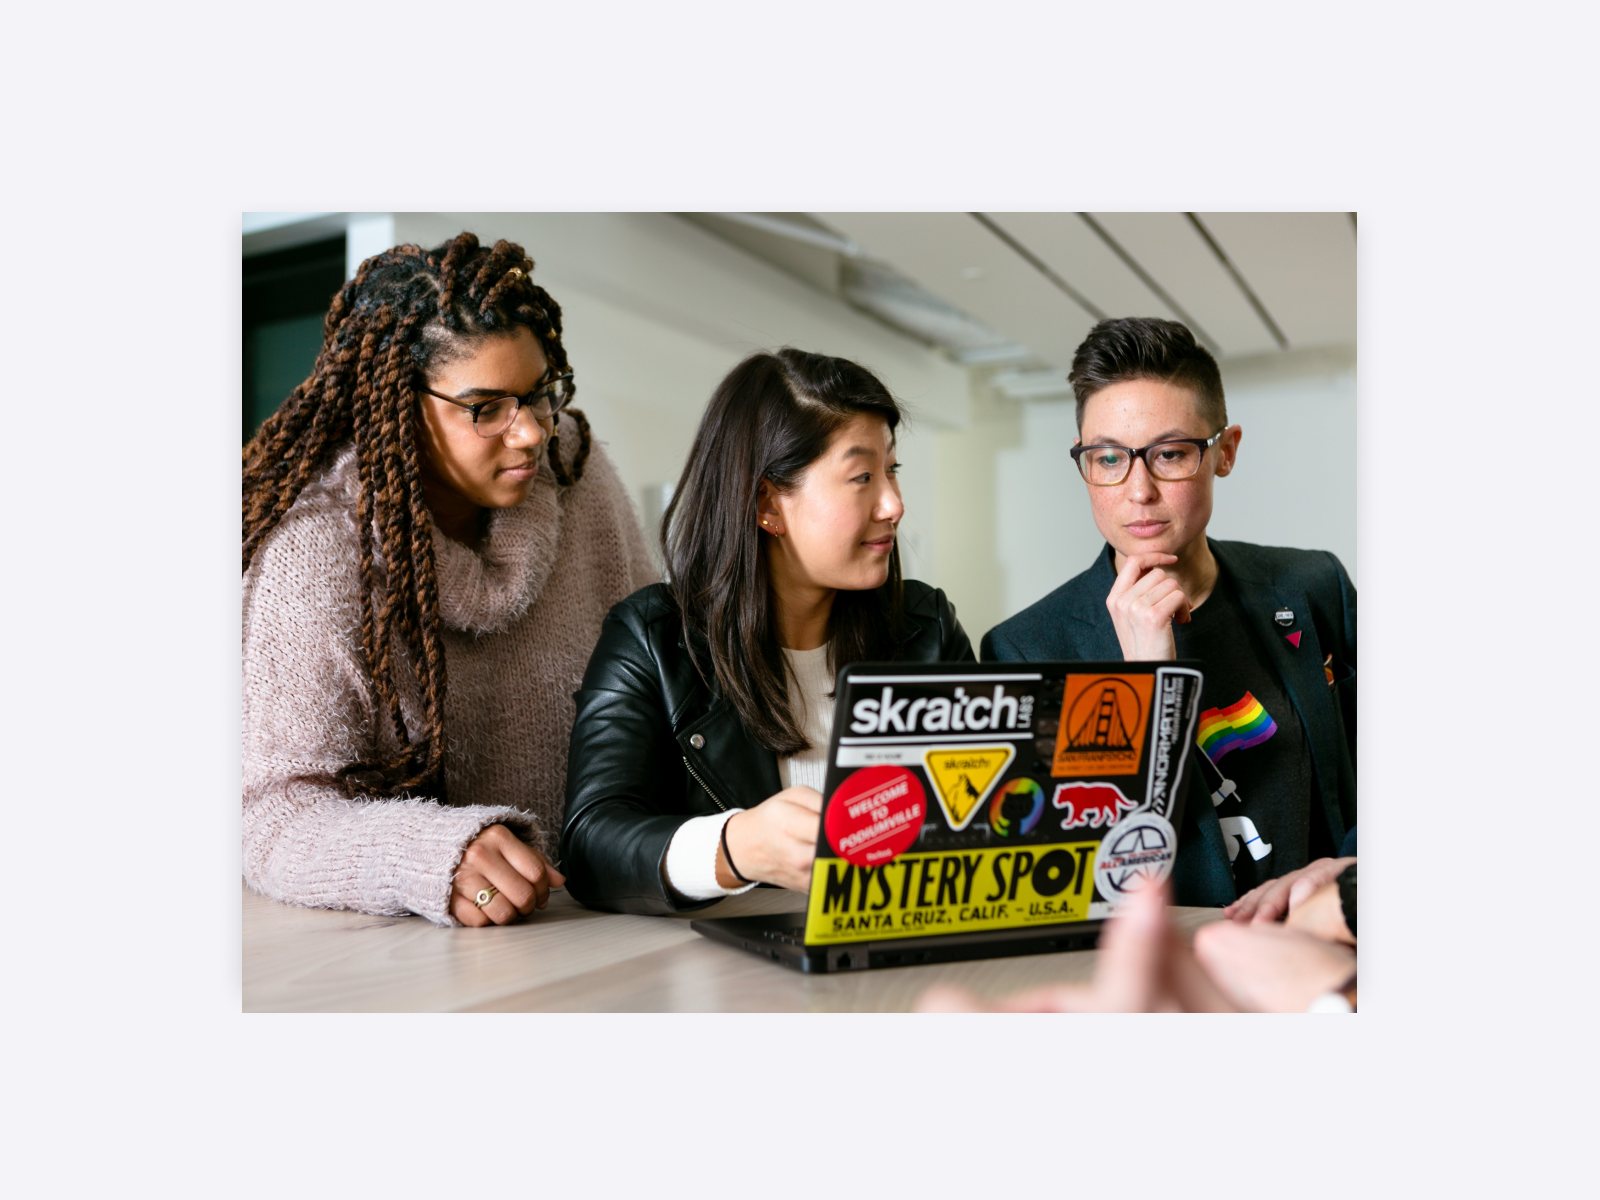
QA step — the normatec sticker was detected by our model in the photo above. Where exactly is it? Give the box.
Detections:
[824,765,926,868]
[1145,666,1203,819]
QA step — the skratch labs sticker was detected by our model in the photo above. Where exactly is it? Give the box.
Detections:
[805,665,1203,946]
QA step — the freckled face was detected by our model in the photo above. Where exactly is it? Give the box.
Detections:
[769,414,905,592]
[418,326,553,511]
[1078,378,1238,561]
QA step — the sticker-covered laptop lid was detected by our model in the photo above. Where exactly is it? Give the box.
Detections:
[802,661,1203,946]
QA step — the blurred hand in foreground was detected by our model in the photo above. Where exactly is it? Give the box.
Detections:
[1193,919,1355,1012]
[1286,879,1356,946]
[914,881,1237,1013]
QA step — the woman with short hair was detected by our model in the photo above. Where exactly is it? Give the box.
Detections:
[983,316,1355,911]
[242,233,655,927]
[560,349,974,914]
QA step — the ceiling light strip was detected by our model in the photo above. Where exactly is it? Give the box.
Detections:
[1077,212,1221,354]
[712,212,863,258]
[1185,213,1289,350]
[970,213,1107,322]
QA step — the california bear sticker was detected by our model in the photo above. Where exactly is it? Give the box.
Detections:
[1051,780,1137,830]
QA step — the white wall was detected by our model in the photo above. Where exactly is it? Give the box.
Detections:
[931,386,1024,640]
[936,344,1357,643]
[1209,345,1357,579]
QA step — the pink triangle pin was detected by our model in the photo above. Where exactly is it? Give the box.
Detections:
[1285,631,1302,648]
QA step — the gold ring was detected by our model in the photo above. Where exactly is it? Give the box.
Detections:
[475,886,498,907]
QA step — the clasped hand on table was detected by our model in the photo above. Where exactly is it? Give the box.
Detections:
[450,824,565,927]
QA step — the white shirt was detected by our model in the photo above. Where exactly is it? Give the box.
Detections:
[777,643,834,792]
[662,643,835,901]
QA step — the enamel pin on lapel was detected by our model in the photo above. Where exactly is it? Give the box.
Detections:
[1274,607,1295,626]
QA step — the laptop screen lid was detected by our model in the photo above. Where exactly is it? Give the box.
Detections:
[801,661,1203,947]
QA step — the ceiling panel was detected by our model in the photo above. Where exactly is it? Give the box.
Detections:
[1090,212,1282,358]
[983,212,1182,327]
[1196,212,1356,349]
[816,212,1095,371]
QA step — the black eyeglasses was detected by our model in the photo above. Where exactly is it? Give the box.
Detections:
[420,371,575,439]
[1070,430,1226,486]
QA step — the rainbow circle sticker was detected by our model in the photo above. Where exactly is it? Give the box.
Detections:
[989,777,1044,837]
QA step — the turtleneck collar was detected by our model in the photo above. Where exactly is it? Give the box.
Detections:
[326,443,567,635]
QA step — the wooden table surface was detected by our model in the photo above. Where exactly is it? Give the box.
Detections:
[243,879,1227,1012]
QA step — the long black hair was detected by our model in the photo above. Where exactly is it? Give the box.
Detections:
[663,348,905,755]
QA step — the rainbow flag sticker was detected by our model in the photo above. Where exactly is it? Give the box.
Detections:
[1198,692,1277,762]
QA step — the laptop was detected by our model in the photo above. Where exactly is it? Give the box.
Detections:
[691,659,1204,972]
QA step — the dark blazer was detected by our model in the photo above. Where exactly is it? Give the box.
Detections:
[981,539,1357,907]
[560,579,976,915]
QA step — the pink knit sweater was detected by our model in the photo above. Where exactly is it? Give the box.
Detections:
[242,438,657,925]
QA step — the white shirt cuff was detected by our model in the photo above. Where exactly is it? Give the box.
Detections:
[664,810,759,902]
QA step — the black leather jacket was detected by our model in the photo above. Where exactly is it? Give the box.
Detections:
[559,580,975,914]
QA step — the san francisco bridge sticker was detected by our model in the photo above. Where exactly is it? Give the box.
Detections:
[1051,673,1156,777]
[824,765,926,868]
[1093,811,1177,902]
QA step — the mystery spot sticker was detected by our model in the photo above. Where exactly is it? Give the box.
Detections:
[825,765,926,868]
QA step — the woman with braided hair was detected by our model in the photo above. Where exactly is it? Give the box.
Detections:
[242,232,655,926]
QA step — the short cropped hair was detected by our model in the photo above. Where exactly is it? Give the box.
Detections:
[1069,317,1226,433]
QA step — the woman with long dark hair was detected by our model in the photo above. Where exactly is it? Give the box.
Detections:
[560,348,974,914]
[242,233,655,927]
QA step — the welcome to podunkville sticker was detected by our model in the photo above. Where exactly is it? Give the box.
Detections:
[805,665,1203,946]
[823,765,926,868]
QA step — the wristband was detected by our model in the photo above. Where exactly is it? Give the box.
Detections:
[720,814,754,885]
[1306,972,1358,1013]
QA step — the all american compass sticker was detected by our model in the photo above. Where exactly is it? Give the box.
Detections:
[1092,811,1178,901]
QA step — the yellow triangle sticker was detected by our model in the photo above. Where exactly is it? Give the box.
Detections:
[922,744,1017,831]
